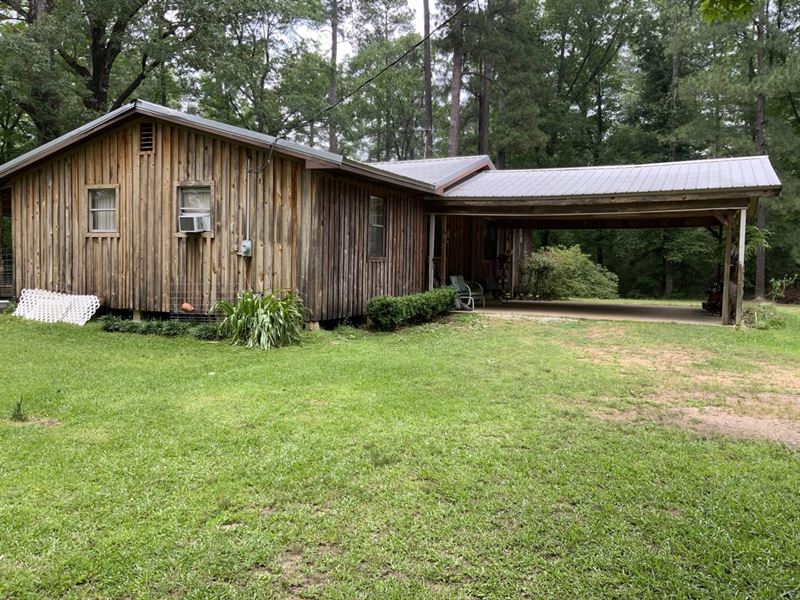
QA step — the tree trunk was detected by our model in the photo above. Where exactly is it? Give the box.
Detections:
[754,3,767,298]
[662,231,673,297]
[593,79,603,163]
[423,0,433,158]
[478,58,491,155]
[447,0,464,157]
[496,148,506,169]
[328,0,339,153]
[668,51,681,161]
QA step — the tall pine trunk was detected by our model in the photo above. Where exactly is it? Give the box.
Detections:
[328,0,339,154]
[754,3,767,298]
[478,58,491,155]
[423,0,433,158]
[447,0,464,157]
[668,52,681,161]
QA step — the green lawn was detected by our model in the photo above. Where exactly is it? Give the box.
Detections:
[1,309,800,599]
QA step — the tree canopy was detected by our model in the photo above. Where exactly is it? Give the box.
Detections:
[1,0,798,298]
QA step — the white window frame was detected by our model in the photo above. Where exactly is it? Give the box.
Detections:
[176,182,214,237]
[86,185,119,236]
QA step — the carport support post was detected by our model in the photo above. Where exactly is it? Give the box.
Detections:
[735,208,747,326]
[427,214,435,290]
[721,212,733,325]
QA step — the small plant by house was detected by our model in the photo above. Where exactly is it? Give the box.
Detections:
[743,302,785,330]
[10,398,26,422]
[521,245,619,300]
[367,288,456,331]
[215,290,306,349]
[100,315,224,340]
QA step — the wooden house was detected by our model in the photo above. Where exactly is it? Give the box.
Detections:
[0,101,782,325]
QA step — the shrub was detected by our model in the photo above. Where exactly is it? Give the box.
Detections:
[99,315,125,332]
[192,322,225,341]
[521,245,619,300]
[2,301,17,315]
[742,302,785,330]
[367,288,456,331]
[139,320,165,335]
[159,320,192,337]
[10,398,26,422]
[101,315,205,338]
[215,290,306,349]
[769,274,799,303]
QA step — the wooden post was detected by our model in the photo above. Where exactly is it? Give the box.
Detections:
[441,215,448,287]
[510,229,517,298]
[427,213,435,290]
[721,211,733,325]
[735,208,747,326]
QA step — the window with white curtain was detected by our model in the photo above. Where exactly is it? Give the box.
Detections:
[88,188,117,233]
[178,186,212,218]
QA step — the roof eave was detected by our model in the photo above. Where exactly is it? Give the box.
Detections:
[336,158,438,194]
[442,185,782,203]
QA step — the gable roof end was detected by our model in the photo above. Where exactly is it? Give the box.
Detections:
[366,155,495,193]
[0,101,437,193]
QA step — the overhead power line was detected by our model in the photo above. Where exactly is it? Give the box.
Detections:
[272,0,480,149]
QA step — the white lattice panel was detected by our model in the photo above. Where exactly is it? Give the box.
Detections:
[14,289,100,326]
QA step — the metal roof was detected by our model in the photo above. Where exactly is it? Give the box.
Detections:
[0,100,436,193]
[0,102,782,202]
[367,155,494,192]
[444,156,781,200]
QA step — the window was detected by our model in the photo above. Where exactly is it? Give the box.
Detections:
[139,122,154,152]
[177,185,212,234]
[88,188,117,233]
[368,196,385,258]
[483,224,497,260]
[178,186,212,217]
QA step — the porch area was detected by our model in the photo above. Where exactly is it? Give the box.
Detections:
[422,157,782,326]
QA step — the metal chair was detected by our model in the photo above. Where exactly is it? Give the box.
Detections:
[450,275,485,310]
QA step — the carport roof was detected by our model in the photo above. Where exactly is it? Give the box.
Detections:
[443,156,781,200]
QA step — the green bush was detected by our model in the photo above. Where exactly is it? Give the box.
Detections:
[2,301,17,315]
[215,290,306,349]
[100,315,208,338]
[139,320,165,335]
[192,322,225,341]
[742,302,785,330]
[367,288,456,331]
[521,245,619,300]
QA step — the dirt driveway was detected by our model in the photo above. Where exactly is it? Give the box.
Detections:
[478,300,720,326]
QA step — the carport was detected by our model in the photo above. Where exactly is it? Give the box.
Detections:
[422,156,782,326]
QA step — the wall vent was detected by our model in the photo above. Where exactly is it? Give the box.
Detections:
[139,122,154,152]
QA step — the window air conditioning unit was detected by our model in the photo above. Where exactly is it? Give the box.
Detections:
[179,214,211,233]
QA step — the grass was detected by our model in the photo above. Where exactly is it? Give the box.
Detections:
[1,308,800,598]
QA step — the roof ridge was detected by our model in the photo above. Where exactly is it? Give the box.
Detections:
[490,156,770,174]
[369,155,489,165]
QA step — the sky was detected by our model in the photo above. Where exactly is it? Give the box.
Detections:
[304,0,438,58]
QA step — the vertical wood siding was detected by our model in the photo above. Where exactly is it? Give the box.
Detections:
[440,215,498,284]
[10,118,428,321]
[313,173,427,321]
